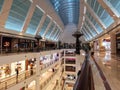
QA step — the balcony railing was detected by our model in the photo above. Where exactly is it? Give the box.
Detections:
[0,69,36,90]
[0,59,59,90]
[40,69,58,90]
[0,48,58,55]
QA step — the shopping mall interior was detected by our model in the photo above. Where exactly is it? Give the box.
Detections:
[0,0,120,90]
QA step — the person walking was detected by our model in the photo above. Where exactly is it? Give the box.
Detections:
[30,64,33,75]
[15,67,19,83]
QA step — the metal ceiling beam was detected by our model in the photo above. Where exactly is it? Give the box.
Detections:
[0,0,13,27]
[42,20,52,38]
[97,0,119,21]
[85,15,99,34]
[35,13,47,35]
[85,2,106,30]
[21,0,38,33]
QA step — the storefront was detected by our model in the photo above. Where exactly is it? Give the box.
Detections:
[102,39,111,51]
[40,55,49,64]
[0,60,25,79]
[93,40,99,51]
[0,36,36,54]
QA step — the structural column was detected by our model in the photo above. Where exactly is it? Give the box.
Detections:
[35,55,40,90]
[110,32,116,54]
[58,50,62,90]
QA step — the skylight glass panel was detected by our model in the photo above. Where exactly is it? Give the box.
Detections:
[84,19,97,36]
[56,32,61,41]
[50,27,58,40]
[39,16,50,37]
[5,0,31,32]
[82,27,92,39]
[107,0,120,16]
[45,22,55,39]
[0,0,4,12]
[86,11,103,33]
[26,7,44,35]
[83,24,95,37]
[53,29,60,40]
[81,30,89,41]
[81,29,90,40]
[53,31,60,41]
[87,0,114,28]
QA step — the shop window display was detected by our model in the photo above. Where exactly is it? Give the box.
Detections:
[0,66,5,78]
[0,64,11,79]
[102,39,111,51]
[93,41,99,51]
[4,65,11,76]
[40,55,51,64]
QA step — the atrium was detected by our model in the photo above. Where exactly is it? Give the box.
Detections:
[0,0,120,90]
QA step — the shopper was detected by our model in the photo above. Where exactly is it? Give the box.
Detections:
[15,67,19,83]
[30,64,33,75]
[91,45,94,57]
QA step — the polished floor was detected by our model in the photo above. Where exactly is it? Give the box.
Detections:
[93,51,120,90]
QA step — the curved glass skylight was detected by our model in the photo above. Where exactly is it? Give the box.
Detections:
[50,0,80,25]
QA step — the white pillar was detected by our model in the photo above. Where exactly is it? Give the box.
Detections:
[35,55,40,90]
[110,33,116,54]
[63,49,66,74]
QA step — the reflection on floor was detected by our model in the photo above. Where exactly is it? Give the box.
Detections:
[94,51,120,90]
